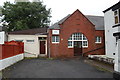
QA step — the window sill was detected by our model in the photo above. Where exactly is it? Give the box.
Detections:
[68,47,88,48]
[95,42,102,44]
[52,42,59,44]
[68,47,73,48]
[82,47,88,48]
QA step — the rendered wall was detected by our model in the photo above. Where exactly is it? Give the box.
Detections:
[118,39,120,72]
[8,35,47,57]
[104,9,118,58]
[0,54,24,71]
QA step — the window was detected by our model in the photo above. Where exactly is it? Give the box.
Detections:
[95,37,101,43]
[83,35,87,40]
[68,33,88,48]
[114,9,120,24]
[52,36,60,43]
[116,36,119,45]
[83,41,88,47]
[15,40,23,42]
[26,40,34,42]
[68,41,73,47]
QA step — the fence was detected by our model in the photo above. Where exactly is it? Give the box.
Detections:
[0,41,24,70]
[0,41,24,60]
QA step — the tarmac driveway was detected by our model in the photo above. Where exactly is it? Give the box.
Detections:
[2,58,114,78]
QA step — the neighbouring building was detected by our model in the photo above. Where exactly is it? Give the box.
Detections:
[48,9,105,58]
[8,27,48,57]
[0,26,8,44]
[103,1,120,79]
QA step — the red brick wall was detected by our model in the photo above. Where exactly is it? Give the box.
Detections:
[94,30,105,55]
[48,10,105,58]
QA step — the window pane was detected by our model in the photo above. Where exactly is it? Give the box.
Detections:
[83,35,87,40]
[115,16,119,24]
[83,41,88,47]
[52,36,60,43]
[15,40,23,42]
[26,40,34,42]
[68,41,72,47]
[52,36,56,42]
[96,37,101,43]
[56,36,60,42]
[68,36,72,40]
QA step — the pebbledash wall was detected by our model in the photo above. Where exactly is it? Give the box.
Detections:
[48,10,105,58]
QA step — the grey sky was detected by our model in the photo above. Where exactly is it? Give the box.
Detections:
[0,0,119,24]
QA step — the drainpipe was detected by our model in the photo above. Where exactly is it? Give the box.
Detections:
[48,29,51,58]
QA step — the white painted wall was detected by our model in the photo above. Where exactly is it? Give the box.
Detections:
[104,9,119,58]
[0,54,24,71]
[104,8,120,73]
[118,38,120,72]
[114,39,120,72]
[8,35,47,57]
[0,31,5,44]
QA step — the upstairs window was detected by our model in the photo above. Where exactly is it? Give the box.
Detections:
[52,36,60,43]
[114,9,120,24]
[95,36,101,43]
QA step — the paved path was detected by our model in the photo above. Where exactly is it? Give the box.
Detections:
[2,58,114,78]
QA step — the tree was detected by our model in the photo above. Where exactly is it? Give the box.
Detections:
[1,1,51,31]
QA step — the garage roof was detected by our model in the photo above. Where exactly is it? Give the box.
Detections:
[8,27,48,35]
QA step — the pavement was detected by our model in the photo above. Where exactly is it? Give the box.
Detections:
[1,57,114,78]
[84,58,114,73]
[0,71,2,80]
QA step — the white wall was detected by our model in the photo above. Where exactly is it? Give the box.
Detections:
[118,39,120,72]
[104,9,118,58]
[0,31,5,44]
[0,54,24,71]
[8,35,47,57]
[114,39,120,72]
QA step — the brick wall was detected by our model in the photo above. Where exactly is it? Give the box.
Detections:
[48,10,105,58]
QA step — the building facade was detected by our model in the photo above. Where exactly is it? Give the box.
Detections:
[8,27,48,57]
[103,1,120,79]
[48,10,105,58]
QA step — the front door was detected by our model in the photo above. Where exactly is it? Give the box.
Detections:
[74,41,82,56]
[40,41,46,54]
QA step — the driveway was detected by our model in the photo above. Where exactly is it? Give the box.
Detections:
[2,58,114,78]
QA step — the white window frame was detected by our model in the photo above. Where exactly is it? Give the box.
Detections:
[68,33,88,48]
[52,36,60,43]
[114,9,120,24]
[95,36,101,43]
